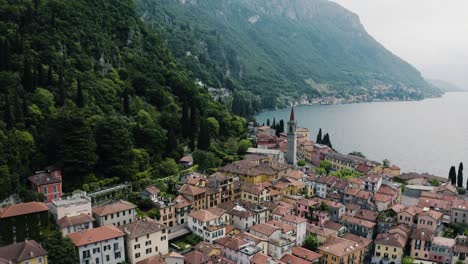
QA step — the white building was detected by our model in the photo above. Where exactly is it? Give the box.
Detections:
[92,200,137,227]
[188,209,225,243]
[50,191,94,235]
[67,225,125,264]
[118,218,169,264]
[249,223,295,259]
[280,215,307,246]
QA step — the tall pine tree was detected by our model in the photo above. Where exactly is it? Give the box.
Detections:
[316,128,322,144]
[76,78,84,108]
[449,166,457,185]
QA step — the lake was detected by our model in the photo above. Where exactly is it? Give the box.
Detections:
[256,92,468,179]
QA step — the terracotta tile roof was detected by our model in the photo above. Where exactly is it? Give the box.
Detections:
[233,232,265,245]
[179,184,206,196]
[219,160,289,177]
[292,246,321,261]
[452,198,468,211]
[377,185,397,196]
[0,202,48,218]
[340,215,376,229]
[318,235,370,257]
[454,243,468,254]
[145,186,160,196]
[184,250,212,264]
[249,223,280,236]
[373,193,393,203]
[28,172,61,185]
[137,255,166,264]
[307,224,336,237]
[250,252,269,264]
[322,199,344,209]
[179,155,193,163]
[410,228,433,241]
[434,183,458,194]
[432,237,456,247]
[189,209,220,222]
[272,206,293,217]
[344,188,360,196]
[375,233,407,248]
[332,179,349,190]
[345,203,360,211]
[417,197,451,212]
[166,251,184,258]
[323,221,344,231]
[185,174,207,186]
[57,213,95,228]
[286,170,304,180]
[92,200,136,216]
[341,233,372,245]
[214,236,246,251]
[360,174,381,183]
[225,225,235,234]
[174,195,192,208]
[210,172,229,182]
[281,214,307,224]
[210,255,235,264]
[118,218,168,239]
[356,164,372,174]
[354,209,377,222]
[280,254,309,264]
[298,199,321,208]
[419,209,443,220]
[316,176,338,186]
[266,220,295,233]
[194,241,222,255]
[355,190,373,200]
[240,183,267,195]
[389,224,412,237]
[206,207,227,218]
[67,225,124,247]
[0,240,48,262]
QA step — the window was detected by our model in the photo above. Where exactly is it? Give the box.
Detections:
[161,236,166,241]
[114,243,119,251]
[82,250,91,259]
[155,246,158,252]
[53,185,57,192]
[117,212,120,217]
[134,244,140,249]
[43,187,48,194]
[115,252,121,259]
[38,257,43,263]
[106,255,110,262]
[96,258,100,264]
[146,248,152,254]
[146,240,152,246]
[135,253,141,258]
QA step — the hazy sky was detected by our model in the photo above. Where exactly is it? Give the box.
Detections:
[330,0,468,88]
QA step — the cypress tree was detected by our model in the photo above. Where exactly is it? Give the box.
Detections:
[316,128,323,144]
[458,162,464,188]
[22,59,33,92]
[47,65,53,86]
[449,166,457,185]
[272,117,276,127]
[266,118,270,127]
[197,118,211,150]
[322,133,332,149]
[76,78,84,108]
[279,119,285,134]
[36,63,44,87]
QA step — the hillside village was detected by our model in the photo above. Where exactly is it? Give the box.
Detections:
[0,107,467,264]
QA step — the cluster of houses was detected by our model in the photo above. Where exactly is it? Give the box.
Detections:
[1,107,467,264]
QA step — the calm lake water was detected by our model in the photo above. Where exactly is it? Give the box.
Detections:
[256,92,468,178]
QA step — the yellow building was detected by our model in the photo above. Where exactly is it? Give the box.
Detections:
[0,240,48,264]
[372,232,407,264]
[219,159,290,184]
[240,184,271,205]
[318,234,371,264]
[272,177,306,196]
[383,165,401,177]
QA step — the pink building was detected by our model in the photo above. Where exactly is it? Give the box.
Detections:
[311,144,332,166]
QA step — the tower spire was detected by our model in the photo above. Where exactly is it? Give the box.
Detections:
[290,105,295,121]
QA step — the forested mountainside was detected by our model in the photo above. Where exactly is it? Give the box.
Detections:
[0,0,245,197]
[137,0,441,110]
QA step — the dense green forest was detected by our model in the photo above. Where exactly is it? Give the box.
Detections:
[137,0,441,109]
[0,0,246,199]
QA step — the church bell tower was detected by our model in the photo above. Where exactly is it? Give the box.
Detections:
[286,106,297,166]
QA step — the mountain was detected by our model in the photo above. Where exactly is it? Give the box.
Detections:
[0,0,245,196]
[137,0,441,110]
[427,79,465,92]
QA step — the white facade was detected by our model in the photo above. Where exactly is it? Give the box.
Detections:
[280,218,307,246]
[316,183,327,198]
[77,236,125,264]
[188,214,225,243]
[50,192,92,220]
